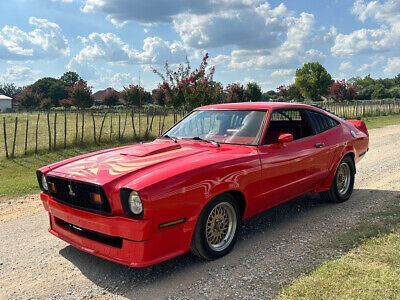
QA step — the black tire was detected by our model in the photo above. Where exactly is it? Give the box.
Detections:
[191,193,241,260]
[320,155,355,203]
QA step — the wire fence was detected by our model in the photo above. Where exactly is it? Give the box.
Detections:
[1,100,399,158]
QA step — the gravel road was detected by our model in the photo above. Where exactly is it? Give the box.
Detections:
[1,124,400,300]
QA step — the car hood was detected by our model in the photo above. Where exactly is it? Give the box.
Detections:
[49,140,208,186]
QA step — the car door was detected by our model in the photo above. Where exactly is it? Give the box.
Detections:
[256,108,329,211]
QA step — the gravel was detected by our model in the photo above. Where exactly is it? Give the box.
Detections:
[0,124,399,300]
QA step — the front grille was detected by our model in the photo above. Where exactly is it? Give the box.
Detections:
[47,175,111,214]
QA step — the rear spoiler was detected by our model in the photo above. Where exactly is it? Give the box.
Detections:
[347,119,368,136]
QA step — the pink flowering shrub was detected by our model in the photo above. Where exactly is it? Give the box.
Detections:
[327,79,356,102]
[224,83,246,103]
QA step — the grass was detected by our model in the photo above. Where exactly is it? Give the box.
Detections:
[0,110,179,158]
[276,228,400,300]
[362,114,400,129]
[277,194,400,300]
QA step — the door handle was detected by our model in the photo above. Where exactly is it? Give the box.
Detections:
[315,142,324,148]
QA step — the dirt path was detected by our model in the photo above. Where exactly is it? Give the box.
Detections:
[1,125,400,300]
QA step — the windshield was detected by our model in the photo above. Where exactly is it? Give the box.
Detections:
[162,109,268,145]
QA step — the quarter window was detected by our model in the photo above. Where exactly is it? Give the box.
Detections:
[307,111,339,134]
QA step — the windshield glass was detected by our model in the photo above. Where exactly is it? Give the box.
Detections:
[163,110,268,145]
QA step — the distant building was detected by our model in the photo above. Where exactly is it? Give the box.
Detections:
[92,88,122,105]
[0,94,12,112]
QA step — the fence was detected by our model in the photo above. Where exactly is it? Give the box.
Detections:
[1,100,400,158]
[1,107,187,158]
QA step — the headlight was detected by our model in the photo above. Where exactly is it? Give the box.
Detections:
[41,173,48,191]
[128,191,143,215]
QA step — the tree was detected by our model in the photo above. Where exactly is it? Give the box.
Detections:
[48,81,69,106]
[69,83,93,108]
[152,88,166,106]
[277,84,304,101]
[245,82,262,102]
[102,89,120,106]
[15,88,42,109]
[60,71,86,87]
[152,53,223,109]
[40,98,53,109]
[59,98,72,107]
[224,83,246,103]
[0,83,22,97]
[371,84,390,99]
[327,79,357,102]
[295,62,332,101]
[121,85,148,107]
[389,86,400,98]
[31,77,58,99]
[262,90,278,101]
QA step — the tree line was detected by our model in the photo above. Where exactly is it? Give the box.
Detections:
[2,55,400,111]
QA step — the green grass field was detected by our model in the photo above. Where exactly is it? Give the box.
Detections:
[0,114,399,198]
[277,227,400,299]
[0,110,180,158]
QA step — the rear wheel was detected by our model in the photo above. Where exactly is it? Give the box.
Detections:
[191,193,241,260]
[320,155,355,203]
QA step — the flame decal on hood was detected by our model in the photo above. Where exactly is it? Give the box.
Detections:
[62,147,190,178]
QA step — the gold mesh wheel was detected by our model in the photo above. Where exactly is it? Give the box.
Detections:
[205,202,237,252]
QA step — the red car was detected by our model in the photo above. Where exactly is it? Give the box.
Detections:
[37,102,369,267]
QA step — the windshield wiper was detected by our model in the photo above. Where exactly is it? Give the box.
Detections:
[186,136,220,147]
[160,135,178,143]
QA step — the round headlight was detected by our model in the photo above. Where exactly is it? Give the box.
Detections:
[41,174,48,191]
[128,191,143,215]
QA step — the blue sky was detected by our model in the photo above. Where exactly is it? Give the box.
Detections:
[1,0,400,92]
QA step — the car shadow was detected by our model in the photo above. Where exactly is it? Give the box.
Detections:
[59,188,400,298]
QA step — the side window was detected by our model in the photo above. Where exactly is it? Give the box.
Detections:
[307,111,339,134]
[263,109,314,144]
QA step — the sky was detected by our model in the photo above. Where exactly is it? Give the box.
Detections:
[1,0,400,93]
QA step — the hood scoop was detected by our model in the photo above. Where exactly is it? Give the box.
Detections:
[120,143,182,157]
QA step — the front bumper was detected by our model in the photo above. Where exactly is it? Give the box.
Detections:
[40,193,187,267]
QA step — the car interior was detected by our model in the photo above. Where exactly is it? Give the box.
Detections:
[263,109,315,144]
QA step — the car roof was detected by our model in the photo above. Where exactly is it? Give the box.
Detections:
[196,102,314,110]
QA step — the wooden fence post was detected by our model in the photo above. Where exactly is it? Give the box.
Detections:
[91,112,97,144]
[47,113,51,151]
[75,112,79,144]
[118,114,121,140]
[11,117,18,158]
[131,108,137,139]
[110,114,113,140]
[53,113,57,150]
[3,117,8,158]
[121,111,127,139]
[98,112,107,143]
[64,111,67,149]
[35,113,40,154]
[24,113,29,155]
[80,111,85,145]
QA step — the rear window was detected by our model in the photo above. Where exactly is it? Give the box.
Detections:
[307,110,339,134]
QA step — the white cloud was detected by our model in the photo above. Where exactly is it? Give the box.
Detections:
[271,69,294,77]
[1,65,40,83]
[0,17,69,60]
[339,62,353,71]
[383,57,400,75]
[68,32,186,70]
[332,0,400,57]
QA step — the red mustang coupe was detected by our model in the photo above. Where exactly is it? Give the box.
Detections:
[37,102,369,267]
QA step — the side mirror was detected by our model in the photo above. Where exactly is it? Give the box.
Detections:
[278,133,293,144]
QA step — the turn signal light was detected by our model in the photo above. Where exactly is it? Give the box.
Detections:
[48,182,56,193]
[91,193,103,204]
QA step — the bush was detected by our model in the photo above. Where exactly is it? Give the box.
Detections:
[69,83,93,108]
[15,88,42,109]
[277,84,304,101]
[102,89,120,106]
[327,79,357,102]
[121,85,148,107]
[224,83,246,103]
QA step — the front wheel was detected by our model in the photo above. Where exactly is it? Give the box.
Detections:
[191,194,241,260]
[320,155,355,203]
